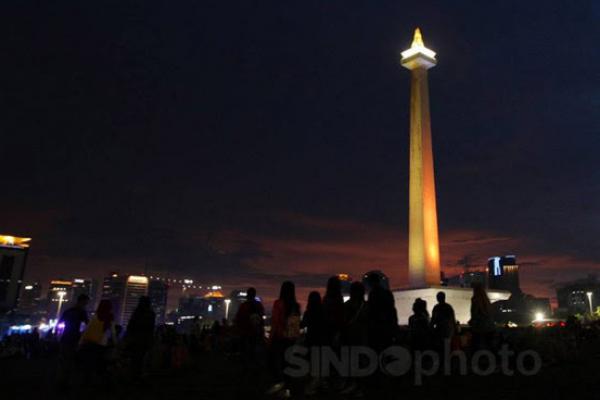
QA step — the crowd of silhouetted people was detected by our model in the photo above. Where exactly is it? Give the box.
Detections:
[3,275,600,398]
[233,274,512,398]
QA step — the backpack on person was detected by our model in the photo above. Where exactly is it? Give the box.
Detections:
[283,313,301,339]
[247,301,264,336]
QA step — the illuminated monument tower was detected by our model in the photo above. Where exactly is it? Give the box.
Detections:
[401,28,440,287]
[392,29,511,324]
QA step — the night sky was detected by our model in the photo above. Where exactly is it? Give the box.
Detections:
[1,1,599,305]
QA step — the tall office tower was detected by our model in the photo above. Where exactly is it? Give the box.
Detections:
[488,255,521,295]
[18,282,42,313]
[227,289,250,321]
[556,275,600,315]
[148,278,168,323]
[47,279,74,319]
[72,278,97,307]
[101,273,127,324]
[121,275,149,326]
[0,235,31,312]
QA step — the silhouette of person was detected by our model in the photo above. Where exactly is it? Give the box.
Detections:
[301,291,326,396]
[302,291,325,347]
[235,287,265,362]
[468,284,496,351]
[323,276,344,348]
[366,273,398,352]
[430,292,456,348]
[57,294,89,388]
[125,296,156,380]
[408,298,431,351]
[80,299,116,383]
[343,281,368,346]
[341,281,369,396]
[267,281,301,397]
[234,287,266,397]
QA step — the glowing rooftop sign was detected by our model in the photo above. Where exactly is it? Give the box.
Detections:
[0,235,31,248]
[128,275,149,284]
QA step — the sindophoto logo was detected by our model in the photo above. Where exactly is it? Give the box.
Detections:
[284,342,542,385]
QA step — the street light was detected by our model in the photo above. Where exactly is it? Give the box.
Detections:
[54,291,67,332]
[586,292,593,314]
[224,298,231,320]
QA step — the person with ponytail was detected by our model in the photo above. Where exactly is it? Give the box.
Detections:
[80,299,117,382]
[468,283,496,351]
[266,281,301,397]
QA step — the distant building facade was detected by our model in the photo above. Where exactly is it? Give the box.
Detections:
[101,273,128,324]
[0,235,31,312]
[556,275,600,315]
[177,289,225,324]
[121,275,149,326]
[444,271,487,288]
[488,255,521,295]
[17,282,42,313]
[148,278,168,323]
[227,289,249,321]
[72,278,97,307]
[47,279,74,318]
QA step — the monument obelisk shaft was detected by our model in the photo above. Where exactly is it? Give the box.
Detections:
[401,29,440,287]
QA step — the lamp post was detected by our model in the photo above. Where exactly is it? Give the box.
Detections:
[224,298,231,320]
[586,291,593,314]
[53,291,67,333]
[56,291,67,320]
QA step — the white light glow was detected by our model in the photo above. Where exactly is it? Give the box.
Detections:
[401,45,436,60]
[128,275,149,284]
[534,312,545,321]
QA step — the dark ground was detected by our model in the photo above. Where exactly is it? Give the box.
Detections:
[2,347,600,400]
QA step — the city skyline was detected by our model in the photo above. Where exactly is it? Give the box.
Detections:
[1,2,599,305]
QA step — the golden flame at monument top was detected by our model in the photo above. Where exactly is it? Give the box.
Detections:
[401,28,436,65]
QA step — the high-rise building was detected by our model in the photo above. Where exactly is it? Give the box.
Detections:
[444,271,488,288]
[488,255,521,295]
[178,295,205,319]
[0,235,31,312]
[227,289,249,321]
[121,275,149,326]
[72,278,97,306]
[47,279,73,319]
[556,275,600,315]
[101,273,127,324]
[18,282,42,313]
[148,278,168,323]
[204,289,225,321]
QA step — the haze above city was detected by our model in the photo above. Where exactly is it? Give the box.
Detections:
[1,1,599,305]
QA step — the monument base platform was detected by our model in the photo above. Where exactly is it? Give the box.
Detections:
[392,286,511,326]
